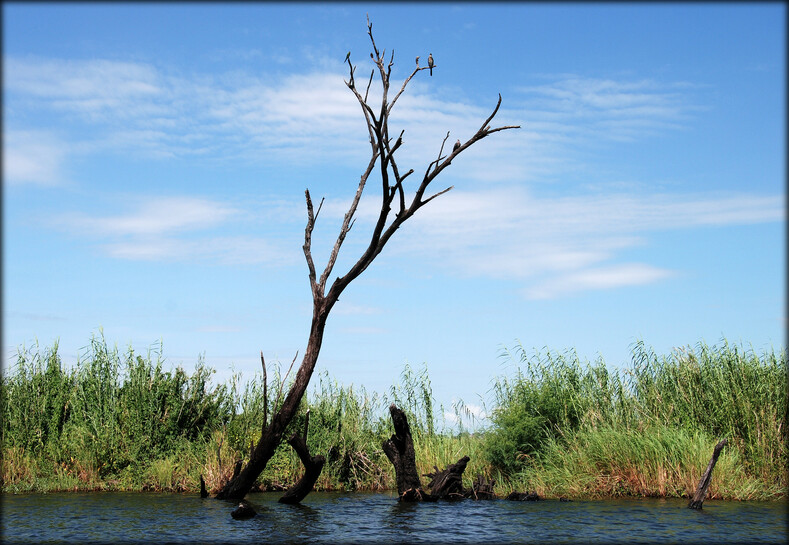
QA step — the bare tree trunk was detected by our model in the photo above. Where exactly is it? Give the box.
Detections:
[688,438,727,509]
[216,313,329,500]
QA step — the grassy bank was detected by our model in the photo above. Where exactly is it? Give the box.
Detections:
[1,335,785,500]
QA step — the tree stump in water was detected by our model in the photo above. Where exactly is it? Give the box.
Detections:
[424,456,469,500]
[199,474,209,498]
[279,410,326,505]
[688,438,727,509]
[469,474,497,500]
[382,405,430,501]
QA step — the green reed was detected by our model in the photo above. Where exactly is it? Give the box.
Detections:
[485,339,787,498]
[1,333,234,491]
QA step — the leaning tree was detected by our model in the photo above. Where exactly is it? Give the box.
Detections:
[215,16,519,501]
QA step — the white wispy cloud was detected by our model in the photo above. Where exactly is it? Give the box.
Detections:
[525,263,676,300]
[516,76,698,142]
[383,186,784,298]
[64,197,237,236]
[3,130,68,186]
[3,56,696,181]
[6,54,781,298]
[54,196,299,266]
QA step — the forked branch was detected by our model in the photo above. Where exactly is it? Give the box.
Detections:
[303,23,520,310]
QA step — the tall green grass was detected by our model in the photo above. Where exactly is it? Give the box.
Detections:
[485,340,787,499]
[0,337,479,493]
[2,335,785,500]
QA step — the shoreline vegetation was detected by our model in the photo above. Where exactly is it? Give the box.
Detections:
[1,336,785,501]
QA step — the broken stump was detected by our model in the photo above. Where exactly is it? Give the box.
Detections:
[688,438,728,509]
[424,456,469,500]
[469,474,497,500]
[382,405,429,501]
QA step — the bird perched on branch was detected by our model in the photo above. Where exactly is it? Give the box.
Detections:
[453,139,461,152]
[428,53,434,76]
[415,55,420,66]
[345,51,351,63]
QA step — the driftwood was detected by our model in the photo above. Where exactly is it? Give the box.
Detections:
[279,410,326,504]
[688,438,728,509]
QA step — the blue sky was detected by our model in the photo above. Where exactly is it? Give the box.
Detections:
[3,3,785,424]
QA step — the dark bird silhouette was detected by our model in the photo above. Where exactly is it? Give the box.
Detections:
[345,51,351,63]
[428,53,434,76]
[453,139,461,152]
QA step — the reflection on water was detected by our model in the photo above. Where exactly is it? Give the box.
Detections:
[2,491,786,544]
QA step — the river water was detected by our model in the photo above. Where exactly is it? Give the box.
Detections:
[2,491,786,544]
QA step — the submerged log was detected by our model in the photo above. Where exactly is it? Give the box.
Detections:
[231,500,256,519]
[424,456,469,500]
[506,491,540,501]
[688,438,728,509]
[279,410,326,505]
[382,405,429,501]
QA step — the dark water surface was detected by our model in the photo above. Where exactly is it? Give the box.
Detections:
[2,491,786,544]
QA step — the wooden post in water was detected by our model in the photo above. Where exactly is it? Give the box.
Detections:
[688,438,728,509]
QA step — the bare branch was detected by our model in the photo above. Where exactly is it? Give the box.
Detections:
[314,197,325,223]
[318,153,379,291]
[344,55,356,89]
[364,69,374,104]
[422,185,454,206]
[387,49,395,80]
[434,131,452,172]
[366,14,380,59]
[388,65,422,115]
[273,351,299,415]
[303,190,318,293]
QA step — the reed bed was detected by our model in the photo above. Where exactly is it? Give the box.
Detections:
[487,340,787,500]
[1,335,785,500]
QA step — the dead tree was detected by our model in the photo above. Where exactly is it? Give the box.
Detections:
[215,15,519,502]
[688,438,727,509]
